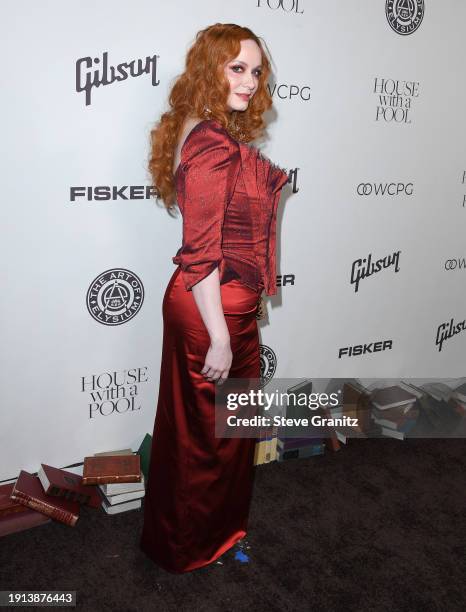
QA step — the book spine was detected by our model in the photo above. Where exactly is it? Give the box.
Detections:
[10,491,78,526]
[82,474,140,485]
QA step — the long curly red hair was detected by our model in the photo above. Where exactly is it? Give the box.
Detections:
[148,23,274,211]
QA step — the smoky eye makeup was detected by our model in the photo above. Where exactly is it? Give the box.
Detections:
[230,64,263,77]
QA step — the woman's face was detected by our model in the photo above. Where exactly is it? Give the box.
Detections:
[223,39,263,112]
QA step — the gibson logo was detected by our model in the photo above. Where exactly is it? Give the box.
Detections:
[76,51,160,106]
[350,250,401,293]
[435,317,466,352]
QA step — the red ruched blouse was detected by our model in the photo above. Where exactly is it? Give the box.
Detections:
[172,119,289,296]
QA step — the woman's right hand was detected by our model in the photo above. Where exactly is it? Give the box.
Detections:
[201,336,232,384]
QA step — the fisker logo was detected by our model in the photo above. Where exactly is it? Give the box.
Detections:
[86,268,144,325]
[338,340,393,359]
[76,51,160,106]
[259,344,277,387]
[385,0,425,36]
[444,259,466,271]
[277,274,295,287]
[70,185,157,203]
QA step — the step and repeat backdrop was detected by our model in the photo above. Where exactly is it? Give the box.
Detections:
[2,1,465,481]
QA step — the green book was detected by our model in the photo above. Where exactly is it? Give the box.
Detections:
[137,434,152,483]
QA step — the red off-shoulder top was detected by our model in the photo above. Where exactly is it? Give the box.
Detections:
[172,119,289,296]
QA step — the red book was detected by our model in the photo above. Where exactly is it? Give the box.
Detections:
[82,454,141,485]
[0,483,30,517]
[38,464,100,508]
[10,471,80,527]
[0,506,51,537]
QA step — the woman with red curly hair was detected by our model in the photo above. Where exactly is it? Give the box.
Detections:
[140,23,289,573]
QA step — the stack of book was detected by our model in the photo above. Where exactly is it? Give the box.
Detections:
[0,435,153,536]
[370,385,419,440]
[98,477,145,515]
[1,463,101,535]
[86,449,144,515]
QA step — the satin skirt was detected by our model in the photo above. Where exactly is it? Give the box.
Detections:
[139,266,261,573]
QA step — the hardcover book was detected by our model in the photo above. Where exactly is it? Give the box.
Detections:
[0,506,51,537]
[100,473,145,496]
[101,487,145,506]
[38,464,100,508]
[10,471,80,526]
[137,434,152,482]
[101,497,142,515]
[0,483,30,517]
[82,454,141,485]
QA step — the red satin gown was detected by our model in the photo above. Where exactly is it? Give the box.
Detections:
[140,119,289,573]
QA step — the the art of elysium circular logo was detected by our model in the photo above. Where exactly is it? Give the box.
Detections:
[86,268,144,326]
[386,0,424,35]
[259,344,277,387]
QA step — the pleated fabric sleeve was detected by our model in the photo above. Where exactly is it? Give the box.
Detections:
[172,124,237,291]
